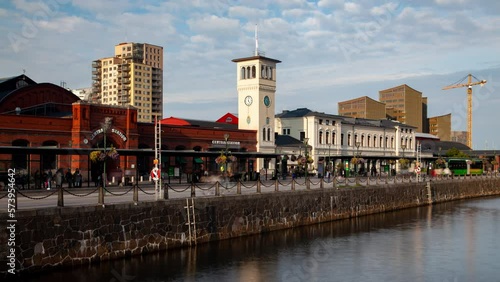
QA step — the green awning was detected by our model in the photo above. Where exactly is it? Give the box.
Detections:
[194,157,203,164]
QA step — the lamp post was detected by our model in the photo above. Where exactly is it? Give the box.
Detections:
[224,133,229,182]
[328,144,331,174]
[101,117,112,189]
[304,138,309,187]
[355,141,360,176]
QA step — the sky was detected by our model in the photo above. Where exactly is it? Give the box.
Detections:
[0,0,499,149]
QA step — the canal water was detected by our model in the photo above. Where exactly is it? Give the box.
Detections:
[24,196,500,282]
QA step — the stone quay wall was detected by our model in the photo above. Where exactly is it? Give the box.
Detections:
[1,178,500,274]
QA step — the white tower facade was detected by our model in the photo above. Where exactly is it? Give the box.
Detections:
[232,55,281,170]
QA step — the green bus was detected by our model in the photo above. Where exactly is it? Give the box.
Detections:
[446,158,483,176]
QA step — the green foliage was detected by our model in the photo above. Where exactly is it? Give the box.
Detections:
[445,147,469,158]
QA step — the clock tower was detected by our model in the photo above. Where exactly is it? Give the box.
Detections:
[232,53,281,169]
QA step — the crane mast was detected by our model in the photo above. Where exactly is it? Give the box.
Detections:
[442,74,487,149]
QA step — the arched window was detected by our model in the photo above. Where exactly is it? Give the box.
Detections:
[391,137,394,148]
[240,67,245,80]
[319,131,323,144]
[361,135,365,146]
[268,66,272,80]
[246,66,251,79]
[262,128,266,141]
[326,131,330,144]
[267,128,271,141]
[341,133,344,146]
[347,134,351,146]
[261,65,267,78]
[332,132,336,145]
[373,135,377,148]
[252,66,256,78]
[385,137,388,148]
[367,135,371,147]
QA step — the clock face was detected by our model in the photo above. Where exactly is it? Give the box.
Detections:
[244,95,253,106]
[263,96,271,107]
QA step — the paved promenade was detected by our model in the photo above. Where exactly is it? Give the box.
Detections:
[1,173,497,210]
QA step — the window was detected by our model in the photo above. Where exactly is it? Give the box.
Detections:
[326,132,330,144]
[319,119,323,125]
[326,120,330,125]
[347,134,351,146]
[319,131,323,144]
[267,128,271,141]
[263,128,266,141]
[341,133,344,146]
[332,132,336,145]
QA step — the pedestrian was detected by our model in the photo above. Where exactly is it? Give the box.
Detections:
[73,168,82,188]
[55,169,63,188]
[65,169,73,188]
[46,170,53,190]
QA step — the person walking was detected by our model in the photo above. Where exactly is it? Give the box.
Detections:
[65,169,73,188]
[73,168,82,188]
[46,170,53,190]
[55,169,63,188]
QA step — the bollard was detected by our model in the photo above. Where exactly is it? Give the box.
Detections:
[355,176,359,186]
[141,176,144,182]
[291,180,295,191]
[98,185,104,205]
[57,187,64,207]
[191,184,196,197]
[112,176,115,184]
[131,176,135,184]
[275,179,279,192]
[320,178,324,189]
[133,184,138,203]
[367,177,370,186]
[215,182,220,196]
[257,180,261,193]
[163,183,169,199]
[237,181,241,194]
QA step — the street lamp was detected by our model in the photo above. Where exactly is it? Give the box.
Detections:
[224,133,230,181]
[101,117,112,189]
[304,138,309,186]
[401,144,407,170]
[328,144,331,174]
[355,141,360,176]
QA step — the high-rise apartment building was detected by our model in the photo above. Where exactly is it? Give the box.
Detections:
[428,113,451,141]
[379,84,426,132]
[338,96,386,119]
[92,42,163,123]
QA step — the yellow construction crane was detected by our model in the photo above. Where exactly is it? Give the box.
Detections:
[442,74,487,149]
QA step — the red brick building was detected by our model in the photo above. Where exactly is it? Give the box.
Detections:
[0,75,259,184]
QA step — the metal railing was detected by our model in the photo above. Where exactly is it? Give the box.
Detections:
[1,172,499,210]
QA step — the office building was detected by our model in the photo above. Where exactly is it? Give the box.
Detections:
[338,96,386,119]
[428,113,451,141]
[379,84,426,132]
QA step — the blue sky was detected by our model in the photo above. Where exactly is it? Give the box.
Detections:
[1,0,499,149]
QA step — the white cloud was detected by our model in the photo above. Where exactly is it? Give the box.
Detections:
[344,2,361,13]
[37,16,85,33]
[1,0,500,145]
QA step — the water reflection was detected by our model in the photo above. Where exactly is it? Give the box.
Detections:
[23,196,500,282]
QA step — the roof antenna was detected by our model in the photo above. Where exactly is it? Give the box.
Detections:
[254,24,259,56]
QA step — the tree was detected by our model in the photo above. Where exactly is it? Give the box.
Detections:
[445,147,469,158]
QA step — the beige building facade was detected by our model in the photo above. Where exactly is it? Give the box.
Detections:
[92,42,163,123]
[338,96,386,119]
[379,84,425,132]
[428,113,451,141]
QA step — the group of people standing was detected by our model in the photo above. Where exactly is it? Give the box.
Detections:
[34,168,82,190]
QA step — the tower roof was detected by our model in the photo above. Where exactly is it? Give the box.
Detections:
[232,55,281,64]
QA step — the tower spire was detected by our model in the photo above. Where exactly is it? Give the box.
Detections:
[255,24,259,56]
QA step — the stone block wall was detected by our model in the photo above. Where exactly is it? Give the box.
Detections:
[1,178,500,275]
